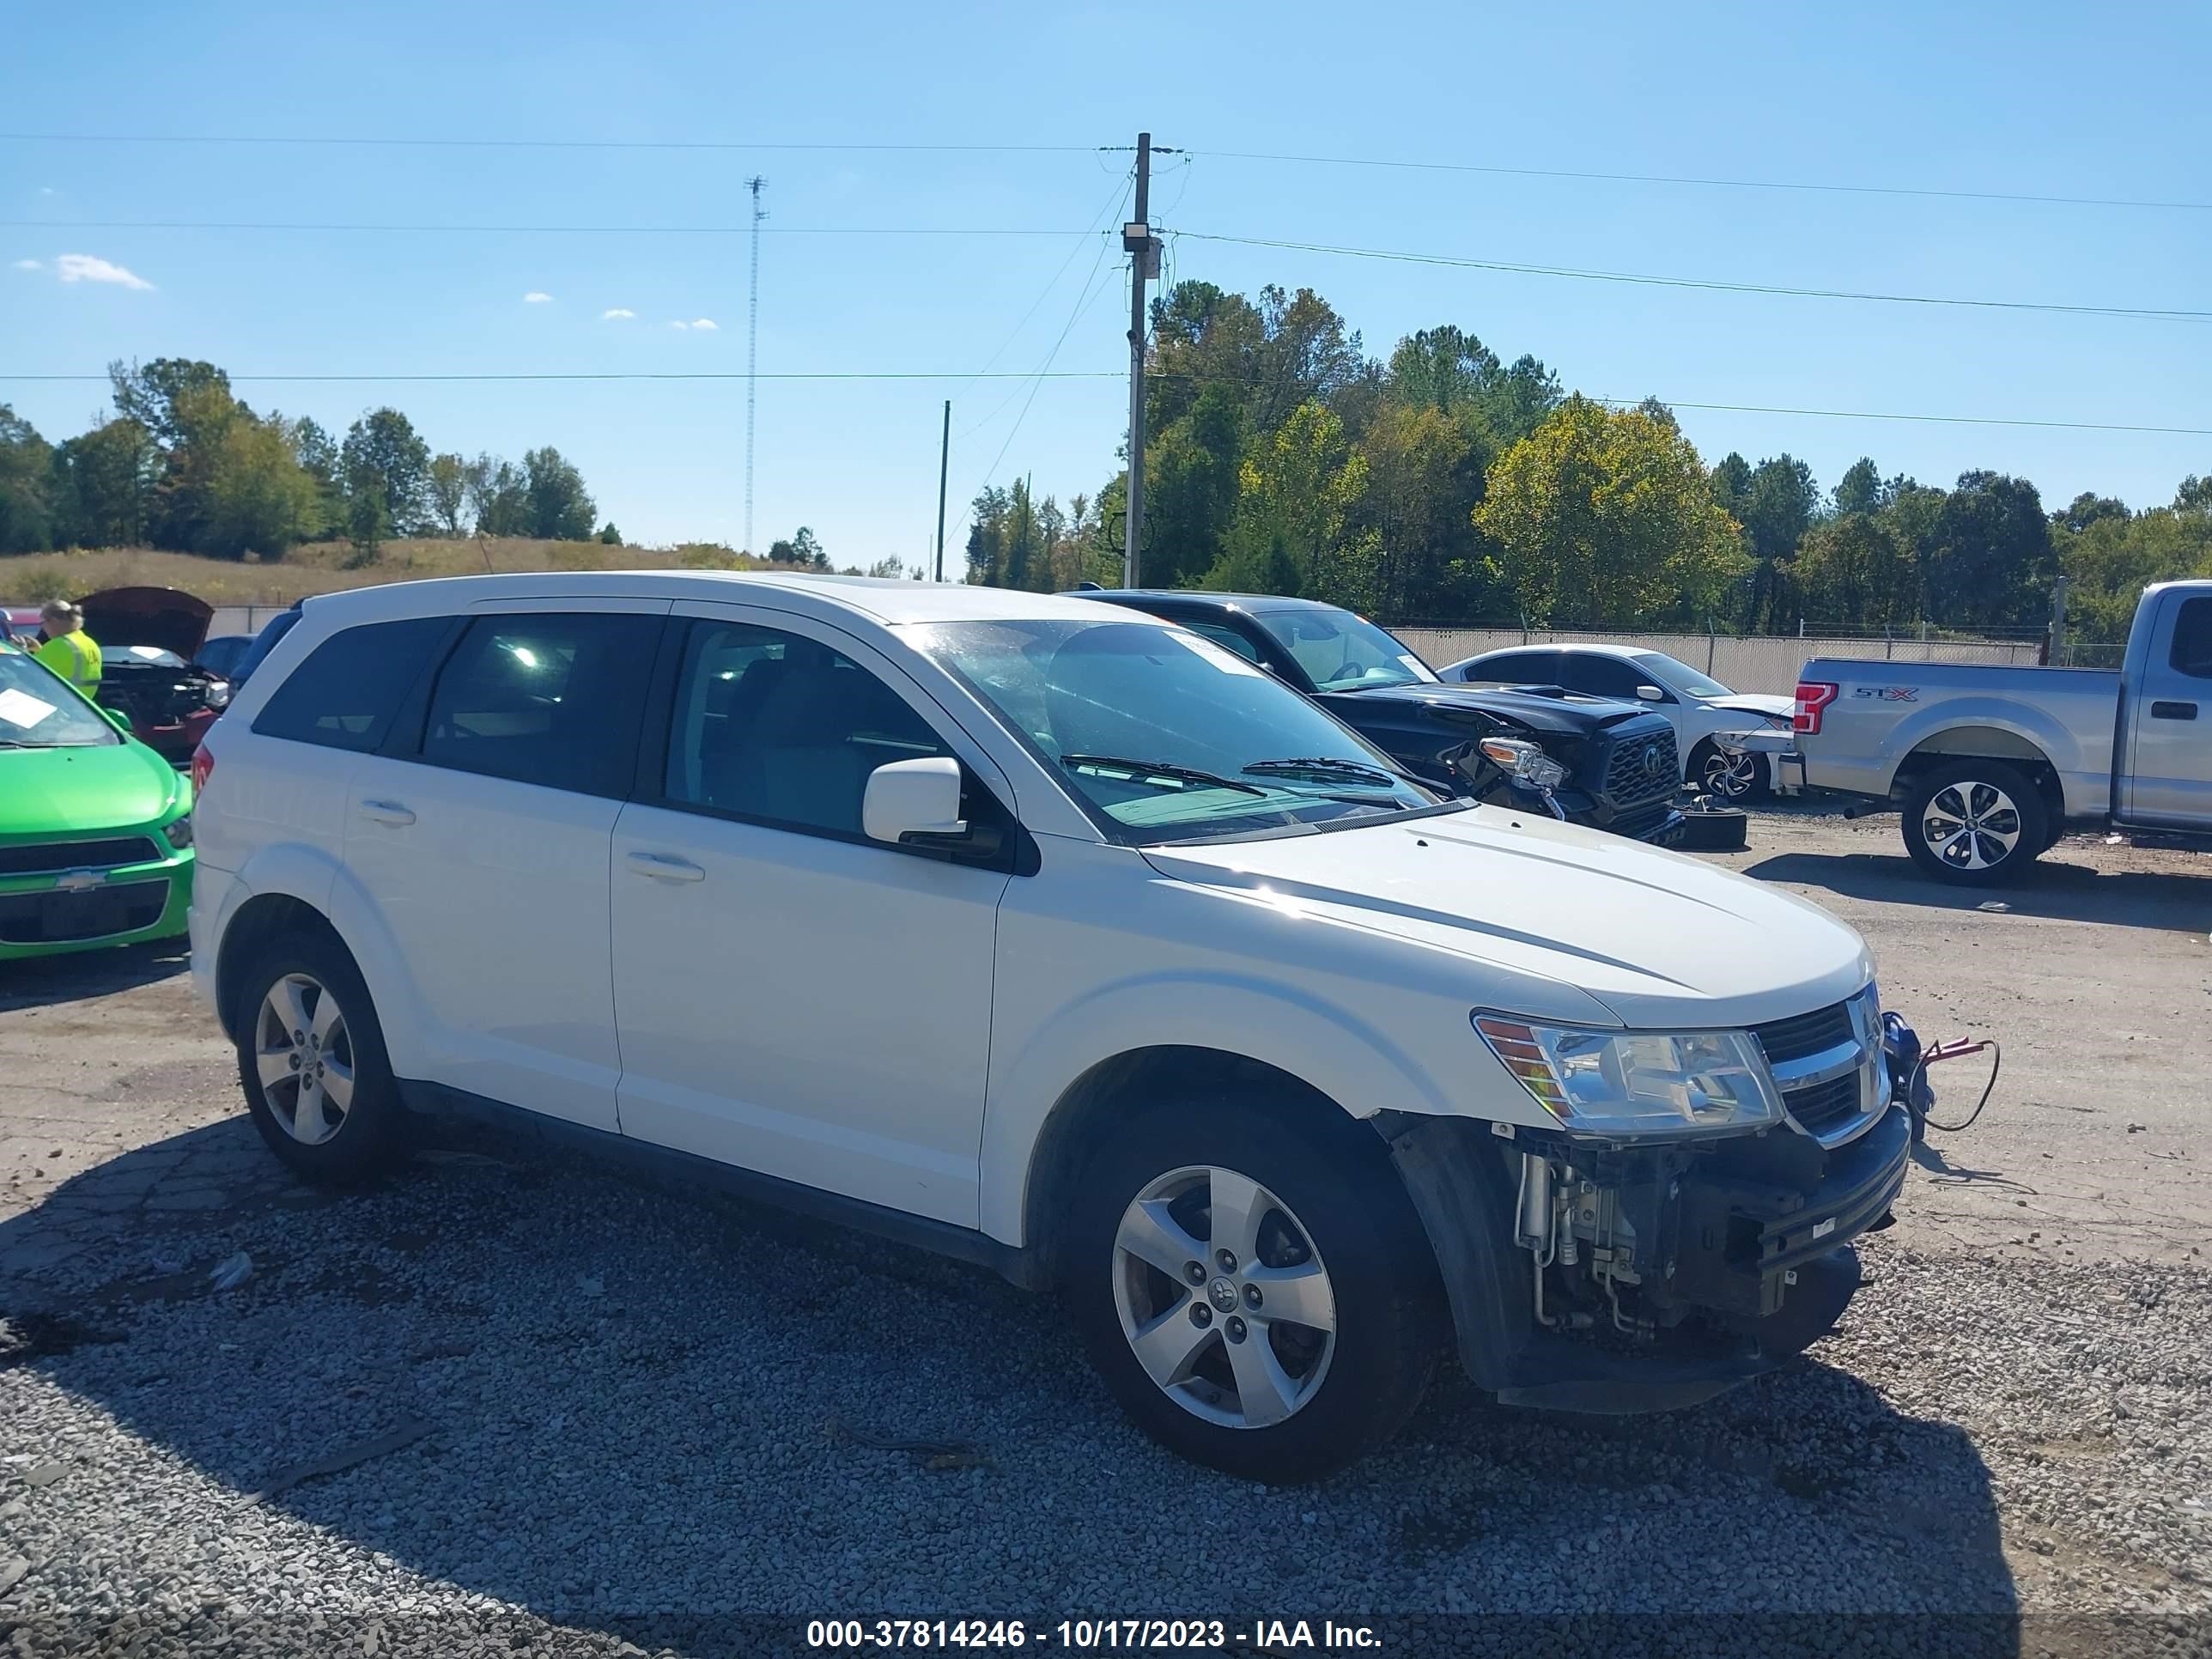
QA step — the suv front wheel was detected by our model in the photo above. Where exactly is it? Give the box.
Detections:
[233,931,410,1183]
[1063,1096,1439,1484]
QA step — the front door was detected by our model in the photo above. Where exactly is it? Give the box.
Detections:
[343,601,666,1131]
[610,608,1012,1226]
[2121,592,2212,828]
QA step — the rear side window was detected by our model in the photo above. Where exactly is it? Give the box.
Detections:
[419,612,660,797]
[1559,653,1647,700]
[2168,598,2212,679]
[251,617,449,753]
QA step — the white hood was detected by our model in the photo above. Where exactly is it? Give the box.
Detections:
[1142,808,1870,1031]
[1707,693,1796,719]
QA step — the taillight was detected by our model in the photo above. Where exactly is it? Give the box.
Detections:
[1793,681,1839,735]
[190,742,215,796]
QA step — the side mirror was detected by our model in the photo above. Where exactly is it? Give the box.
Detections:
[863,757,969,847]
[102,705,134,732]
[1635,684,1665,702]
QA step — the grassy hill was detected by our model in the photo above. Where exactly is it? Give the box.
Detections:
[0,538,776,607]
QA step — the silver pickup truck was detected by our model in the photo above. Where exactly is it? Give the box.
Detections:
[1795,580,2212,884]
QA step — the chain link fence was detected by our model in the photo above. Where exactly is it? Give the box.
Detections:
[1384,623,2120,696]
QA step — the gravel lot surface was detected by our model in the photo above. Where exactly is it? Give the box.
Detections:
[0,812,2206,1656]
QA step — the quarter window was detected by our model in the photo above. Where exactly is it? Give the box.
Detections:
[250,617,451,753]
[418,613,660,796]
[662,620,952,837]
[2169,598,2212,679]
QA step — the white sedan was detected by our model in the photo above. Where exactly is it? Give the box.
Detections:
[1438,643,1797,799]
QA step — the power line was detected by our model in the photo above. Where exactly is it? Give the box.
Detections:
[1,370,2203,436]
[0,218,1104,235]
[1176,230,2212,322]
[1191,147,2212,215]
[0,131,1114,155]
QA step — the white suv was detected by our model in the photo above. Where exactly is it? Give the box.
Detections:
[190,573,1908,1482]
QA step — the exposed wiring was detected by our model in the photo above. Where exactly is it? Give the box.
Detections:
[1916,1040,2002,1134]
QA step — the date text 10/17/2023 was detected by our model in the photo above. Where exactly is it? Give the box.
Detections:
[805,1619,1385,1650]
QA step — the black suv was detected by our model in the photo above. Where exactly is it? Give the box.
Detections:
[1083,591,1685,844]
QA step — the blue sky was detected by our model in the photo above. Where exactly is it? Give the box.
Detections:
[5,0,2209,565]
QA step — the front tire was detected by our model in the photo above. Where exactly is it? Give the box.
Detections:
[1691,738,1771,803]
[1901,759,2049,885]
[233,930,409,1183]
[1062,1095,1439,1484]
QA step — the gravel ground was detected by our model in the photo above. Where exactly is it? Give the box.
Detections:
[1,813,2207,1657]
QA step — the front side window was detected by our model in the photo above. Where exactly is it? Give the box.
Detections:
[1559,653,1651,702]
[663,620,951,836]
[0,651,119,748]
[1251,607,1437,692]
[1462,650,1559,686]
[251,616,451,754]
[919,618,1450,846]
[419,612,659,796]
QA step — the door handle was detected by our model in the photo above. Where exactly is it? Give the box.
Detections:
[358,799,416,826]
[2151,701,2198,720]
[625,851,706,882]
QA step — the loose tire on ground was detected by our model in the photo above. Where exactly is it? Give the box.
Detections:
[1677,801,1749,853]
[232,929,410,1184]
[1899,758,2050,886]
[1061,1093,1441,1484]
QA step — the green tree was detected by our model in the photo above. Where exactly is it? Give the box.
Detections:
[1474,396,1749,625]
[1832,457,1885,517]
[290,416,344,538]
[1140,383,1245,587]
[1384,326,1501,417]
[200,415,319,558]
[791,525,827,569]
[345,477,389,567]
[1347,399,1494,619]
[1212,400,1372,601]
[1736,454,1821,629]
[963,486,1010,585]
[522,446,597,540]
[342,409,432,535]
[1926,470,2053,627]
[426,453,469,536]
[0,406,57,552]
[52,419,157,546]
[464,453,530,536]
[598,520,622,544]
[1794,514,1916,628]
[108,358,232,449]
[2053,491,2130,534]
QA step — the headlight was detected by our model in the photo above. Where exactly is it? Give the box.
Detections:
[1476,736,1569,792]
[162,813,193,849]
[204,683,232,709]
[1474,1013,1782,1136]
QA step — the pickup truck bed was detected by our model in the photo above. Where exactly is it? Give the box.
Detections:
[1795,580,2212,883]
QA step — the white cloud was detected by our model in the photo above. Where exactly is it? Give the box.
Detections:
[669,319,690,330]
[602,307,635,320]
[523,290,554,303]
[38,187,56,197]
[55,253,154,290]
[690,318,719,331]
[11,258,40,270]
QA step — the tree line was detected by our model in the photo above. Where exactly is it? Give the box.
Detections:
[0,359,613,564]
[965,279,2212,639]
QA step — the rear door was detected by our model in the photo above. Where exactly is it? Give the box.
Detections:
[342,599,667,1131]
[2121,592,2212,828]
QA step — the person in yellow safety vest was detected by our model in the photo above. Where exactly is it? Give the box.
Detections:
[34,599,102,698]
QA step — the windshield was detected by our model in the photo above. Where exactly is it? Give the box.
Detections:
[1251,607,1437,692]
[0,652,120,748]
[919,617,1453,845]
[1633,651,1732,699]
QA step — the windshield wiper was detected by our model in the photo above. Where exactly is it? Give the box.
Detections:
[1060,753,1268,797]
[1243,756,1407,790]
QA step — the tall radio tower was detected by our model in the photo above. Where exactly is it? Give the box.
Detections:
[744,174,768,556]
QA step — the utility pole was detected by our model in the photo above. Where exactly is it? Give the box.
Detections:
[744,174,767,556]
[2046,574,2070,666]
[934,399,951,583]
[1121,132,1160,588]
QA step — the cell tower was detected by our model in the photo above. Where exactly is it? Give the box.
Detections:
[744,174,767,556]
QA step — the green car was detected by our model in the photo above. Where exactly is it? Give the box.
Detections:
[0,643,194,962]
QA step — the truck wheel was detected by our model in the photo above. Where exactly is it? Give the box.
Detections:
[1901,760,2049,885]
[232,931,410,1184]
[1691,738,1770,803]
[1062,1096,1439,1484]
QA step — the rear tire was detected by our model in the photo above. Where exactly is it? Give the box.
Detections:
[1900,759,2049,886]
[232,930,410,1184]
[1061,1093,1439,1484]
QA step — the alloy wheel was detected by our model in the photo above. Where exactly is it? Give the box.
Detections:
[1699,746,1759,799]
[1110,1165,1337,1430]
[1921,780,2023,872]
[252,972,355,1146]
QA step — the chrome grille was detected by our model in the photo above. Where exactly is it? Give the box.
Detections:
[1602,727,1680,811]
[1753,991,1886,1148]
[1751,1002,1855,1067]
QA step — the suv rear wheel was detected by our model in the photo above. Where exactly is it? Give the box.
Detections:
[1900,758,2050,885]
[1062,1095,1438,1484]
[233,931,409,1182]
